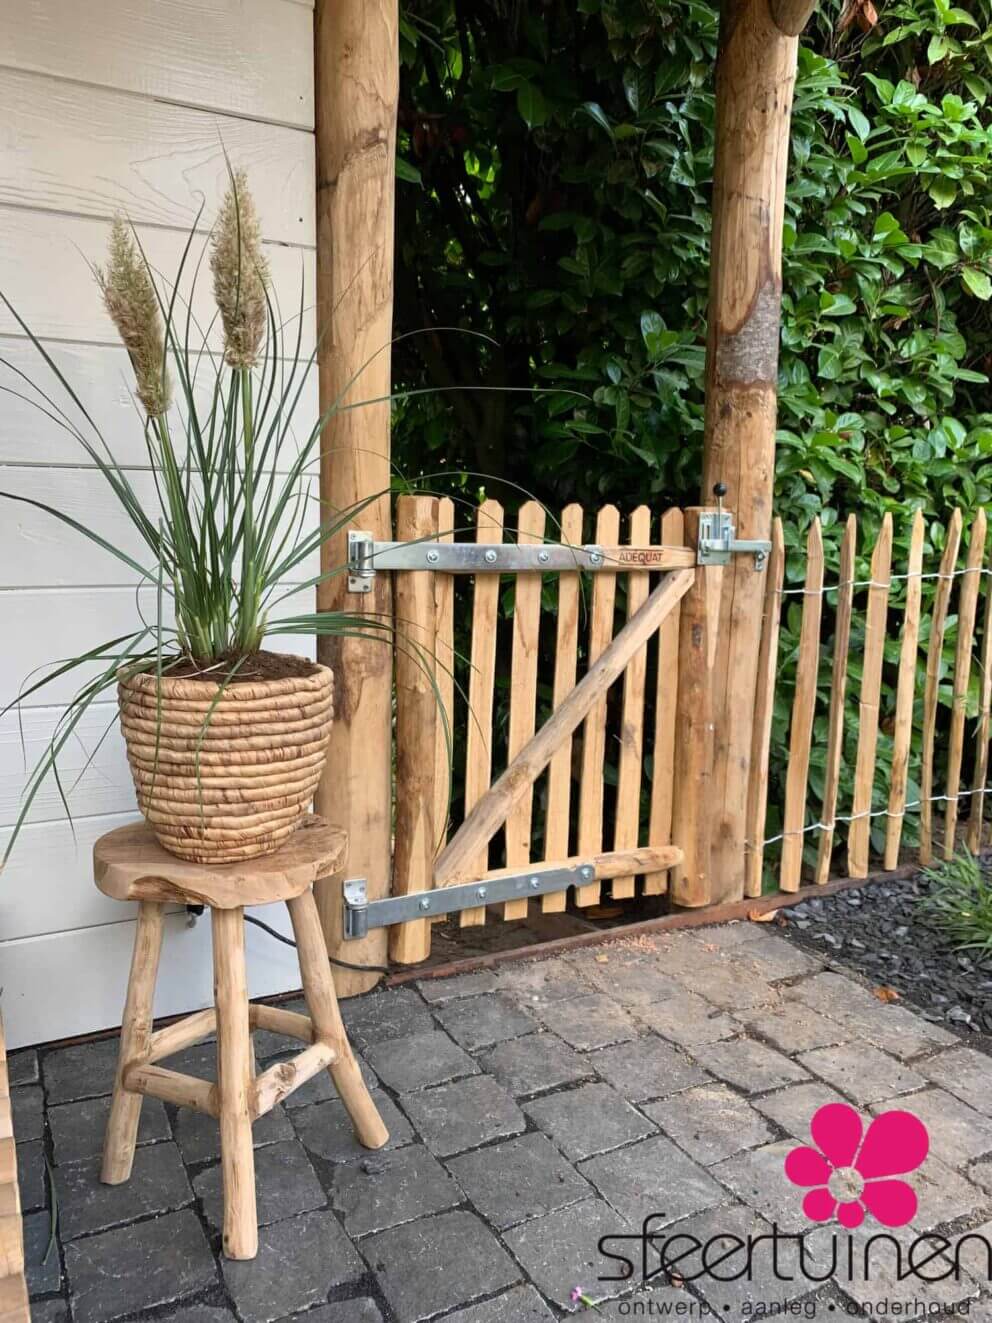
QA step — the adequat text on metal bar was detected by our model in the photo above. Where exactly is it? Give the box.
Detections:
[347,529,693,592]
[340,862,592,938]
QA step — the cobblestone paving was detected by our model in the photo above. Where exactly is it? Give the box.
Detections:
[12,923,992,1322]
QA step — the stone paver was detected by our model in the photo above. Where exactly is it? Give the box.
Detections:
[343,988,436,1049]
[651,940,778,1010]
[64,1209,216,1323]
[16,1140,45,1213]
[524,1082,655,1161]
[29,1303,69,1323]
[222,1209,364,1323]
[919,1046,992,1117]
[292,1091,413,1163]
[585,1036,708,1103]
[692,1037,810,1094]
[434,994,536,1051]
[711,1142,811,1232]
[54,1143,192,1239]
[702,928,822,981]
[330,1143,461,1236]
[634,992,737,1047]
[446,1131,589,1229]
[364,1029,478,1092]
[578,957,684,1008]
[534,992,637,1051]
[440,1284,556,1322]
[502,1199,633,1311]
[159,1308,237,1323]
[497,959,591,1005]
[8,1051,39,1087]
[11,1087,44,1142]
[799,1041,925,1104]
[912,1154,988,1231]
[578,1133,726,1228]
[478,1032,593,1097]
[786,971,955,1060]
[23,1210,61,1297]
[871,1087,992,1166]
[194,1139,325,1232]
[400,1075,525,1158]
[42,1039,121,1104]
[752,1081,850,1140]
[735,1001,847,1054]
[280,1303,382,1323]
[644,1083,773,1164]
[362,1210,518,1323]
[48,1094,170,1166]
[416,971,498,1003]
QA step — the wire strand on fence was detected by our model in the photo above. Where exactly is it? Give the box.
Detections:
[777,565,988,598]
[755,783,992,849]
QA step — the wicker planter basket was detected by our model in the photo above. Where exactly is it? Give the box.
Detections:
[118,661,334,864]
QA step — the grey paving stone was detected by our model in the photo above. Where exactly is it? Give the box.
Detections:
[439,1284,556,1322]
[158,1039,219,1077]
[644,1084,773,1165]
[194,1138,325,1232]
[23,1209,61,1297]
[49,1093,171,1165]
[16,1139,46,1212]
[496,959,591,1005]
[42,1038,121,1104]
[691,1037,810,1094]
[751,1081,850,1141]
[735,1001,847,1054]
[174,1098,293,1164]
[634,992,737,1048]
[650,940,777,1011]
[686,922,767,949]
[434,995,536,1052]
[662,1203,814,1319]
[8,1050,39,1086]
[222,1209,364,1323]
[586,1036,708,1103]
[534,993,638,1052]
[55,1142,193,1239]
[912,1154,988,1231]
[399,1075,525,1158]
[416,971,498,1003]
[478,1032,593,1097]
[703,929,822,981]
[577,956,684,1009]
[65,1208,216,1323]
[278,1303,382,1323]
[786,971,956,1060]
[919,1046,992,1118]
[502,1198,634,1311]
[330,1142,461,1236]
[578,1134,726,1228]
[343,988,436,1049]
[11,1085,44,1141]
[160,1308,237,1323]
[27,1301,68,1323]
[292,1091,413,1162]
[525,1082,655,1162]
[871,1087,992,1166]
[970,1157,992,1195]
[710,1142,810,1232]
[798,1041,924,1104]
[447,1131,590,1229]
[364,1029,478,1092]
[362,1210,518,1323]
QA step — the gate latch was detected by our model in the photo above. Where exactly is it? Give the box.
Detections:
[696,484,771,570]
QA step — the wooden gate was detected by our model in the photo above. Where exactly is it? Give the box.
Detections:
[382,494,717,963]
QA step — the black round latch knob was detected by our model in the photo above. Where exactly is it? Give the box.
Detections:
[713,482,728,499]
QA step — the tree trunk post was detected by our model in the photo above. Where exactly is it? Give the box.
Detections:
[700,0,814,901]
[313,0,399,993]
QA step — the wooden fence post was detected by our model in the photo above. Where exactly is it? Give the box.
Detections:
[391,495,439,964]
[312,0,399,992]
[671,508,720,907]
[700,0,815,901]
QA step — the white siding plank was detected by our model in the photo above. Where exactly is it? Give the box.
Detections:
[1,907,303,1050]
[0,468,320,587]
[0,210,316,350]
[4,0,314,129]
[0,588,316,707]
[0,69,314,246]
[0,338,319,467]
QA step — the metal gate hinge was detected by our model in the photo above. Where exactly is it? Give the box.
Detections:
[696,485,770,570]
[341,862,594,939]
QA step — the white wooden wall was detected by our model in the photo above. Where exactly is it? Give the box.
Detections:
[0,0,322,1049]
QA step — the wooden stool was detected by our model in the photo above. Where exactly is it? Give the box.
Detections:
[93,815,388,1260]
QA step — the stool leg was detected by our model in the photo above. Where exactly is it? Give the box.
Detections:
[212,907,257,1260]
[288,888,388,1149]
[102,901,164,1184]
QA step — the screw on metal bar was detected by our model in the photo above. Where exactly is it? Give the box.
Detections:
[484,549,498,564]
[419,898,431,911]
[426,549,440,564]
[476,887,487,900]
[579,864,595,880]
[538,550,550,564]
[529,876,540,890]
[588,551,603,565]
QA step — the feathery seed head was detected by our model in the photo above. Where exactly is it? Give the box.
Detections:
[211,171,269,370]
[96,217,171,418]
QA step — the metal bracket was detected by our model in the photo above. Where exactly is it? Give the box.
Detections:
[341,862,594,939]
[347,530,606,594]
[696,486,770,570]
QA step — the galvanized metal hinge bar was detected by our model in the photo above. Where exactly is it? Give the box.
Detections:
[341,862,593,939]
[696,483,771,570]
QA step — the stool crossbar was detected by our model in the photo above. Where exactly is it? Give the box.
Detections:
[94,816,388,1260]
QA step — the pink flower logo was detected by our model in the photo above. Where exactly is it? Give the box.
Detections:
[784,1102,929,1229]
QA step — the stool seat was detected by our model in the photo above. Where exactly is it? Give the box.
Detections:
[94,816,347,908]
[95,815,386,1261]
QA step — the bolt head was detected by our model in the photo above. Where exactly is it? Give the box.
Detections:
[538,550,550,563]
[427,549,440,564]
[419,898,431,911]
[476,887,487,900]
[529,876,540,890]
[484,548,498,564]
[589,551,603,565]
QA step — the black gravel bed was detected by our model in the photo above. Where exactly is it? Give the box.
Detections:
[775,871,992,1046]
